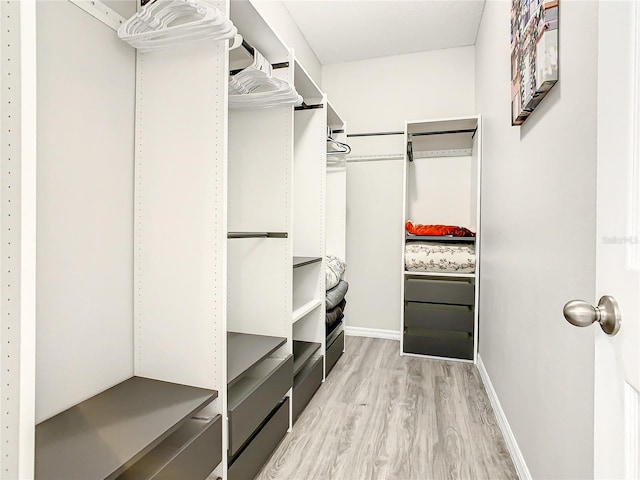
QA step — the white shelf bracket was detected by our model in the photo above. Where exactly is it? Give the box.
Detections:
[67,0,126,31]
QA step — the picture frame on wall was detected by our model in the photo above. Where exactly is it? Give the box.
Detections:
[510,0,559,126]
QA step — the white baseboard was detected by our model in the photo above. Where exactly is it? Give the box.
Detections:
[344,326,401,341]
[477,355,531,480]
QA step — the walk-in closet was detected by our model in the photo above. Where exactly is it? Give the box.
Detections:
[3,0,619,479]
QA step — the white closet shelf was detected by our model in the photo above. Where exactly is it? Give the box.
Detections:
[327,101,344,130]
[230,1,289,63]
[406,234,475,243]
[35,377,217,480]
[294,59,323,105]
[404,271,476,279]
[227,332,287,387]
[293,299,322,323]
[293,256,322,268]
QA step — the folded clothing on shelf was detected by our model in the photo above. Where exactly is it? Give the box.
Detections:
[326,255,346,290]
[326,298,346,328]
[326,280,348,310]
[405,242,476,273]
[405,221,475,237]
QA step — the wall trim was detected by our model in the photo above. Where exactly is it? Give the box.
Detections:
[344,326,401,341]
[477,355,532,480]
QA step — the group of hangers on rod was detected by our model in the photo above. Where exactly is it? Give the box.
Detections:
[118,0,236,51]
[117,0,301,107]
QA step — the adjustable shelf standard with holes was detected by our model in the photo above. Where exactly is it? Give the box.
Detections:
[401,116,481,363]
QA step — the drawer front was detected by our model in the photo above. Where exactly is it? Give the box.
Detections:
[228,355,293,456]
[326,331,344,375]
[118,415,222,480]
[326,319,343,345]
[403,331,474,360]
[228,398,289,480]
[404,302,473,332]
[404,278,474,305]
[293,355,323,423]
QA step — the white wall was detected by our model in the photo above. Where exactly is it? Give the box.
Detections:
[250,0,322,85]
[323,47,475,332]
[475,1,597,478]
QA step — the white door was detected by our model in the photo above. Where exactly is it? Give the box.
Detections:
[594,1,640,478]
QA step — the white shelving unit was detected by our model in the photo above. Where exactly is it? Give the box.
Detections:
[1,0,231,478]
[324,101,348,375]
[226,3,294,478]
[401,115,482,363]
[2,0,338,478]
[291,58,327,422]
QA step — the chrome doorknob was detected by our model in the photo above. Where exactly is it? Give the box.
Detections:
[563,295,621,336]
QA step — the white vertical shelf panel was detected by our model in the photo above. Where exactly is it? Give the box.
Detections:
[135,39,227,391]
[293,107,325,256]
[228,106,293,232]
[472,117,482,364]
[35,1,136,422]
[227,238,290,338]
[1,0,36,477]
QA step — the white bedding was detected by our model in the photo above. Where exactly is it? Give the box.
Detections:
[405,242,476,274]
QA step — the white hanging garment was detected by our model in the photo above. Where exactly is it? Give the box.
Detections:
[118,0,236,51]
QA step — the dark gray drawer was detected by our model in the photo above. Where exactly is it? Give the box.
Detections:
[326,331,344,375]
[117,415,222,480]
[293,355,323,423]
[404,302,473,332]
[228,355,293,456]
[228,398,289,480]
[403,331,474,360]
[326,319,343,345]
[404,277,474,305]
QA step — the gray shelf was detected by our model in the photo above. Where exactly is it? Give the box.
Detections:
[228,332,287,387]
[35,376,217,480]
[293,256,322,268]
[405,234,475,243]
[293,340,321,376]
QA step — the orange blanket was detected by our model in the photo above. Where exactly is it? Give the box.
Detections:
[406,222,475,237]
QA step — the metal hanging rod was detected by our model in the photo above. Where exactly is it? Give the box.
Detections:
[295,103,324,111]
[227,232,288,239]
[230,40,290,75]
[410,128,477,137]
[347,131,403,138]
[331,129,345,134]
[347,128,477,138]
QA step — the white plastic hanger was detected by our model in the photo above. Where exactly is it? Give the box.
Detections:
[118,0,236,51]
[229,47,302,108]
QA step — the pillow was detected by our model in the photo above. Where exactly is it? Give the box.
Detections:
[325,255,346,290]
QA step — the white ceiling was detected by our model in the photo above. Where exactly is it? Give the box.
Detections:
[282,0,486,65]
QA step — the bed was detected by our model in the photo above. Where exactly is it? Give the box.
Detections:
[405,242,476,274]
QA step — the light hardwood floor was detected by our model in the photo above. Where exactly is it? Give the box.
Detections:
[256,336,517,480]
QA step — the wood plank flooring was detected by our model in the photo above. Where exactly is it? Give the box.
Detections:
[256,336,517,480]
